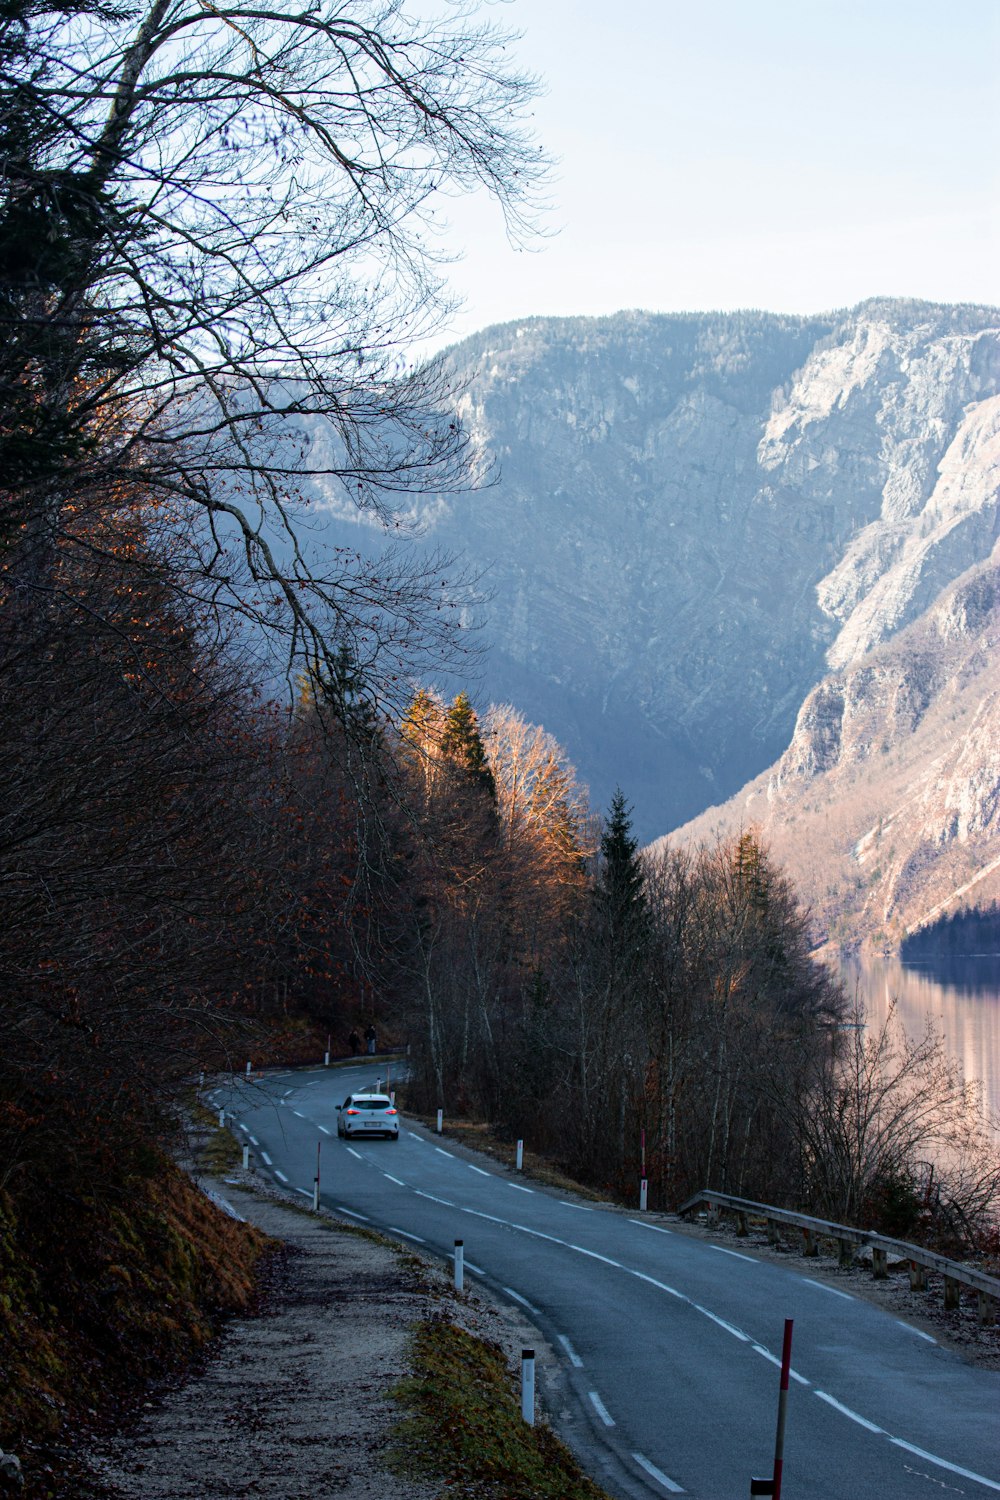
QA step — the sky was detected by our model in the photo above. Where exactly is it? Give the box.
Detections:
[420,0,1000,354]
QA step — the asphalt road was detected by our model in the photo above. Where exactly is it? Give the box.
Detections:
[210,1063,1000,1500]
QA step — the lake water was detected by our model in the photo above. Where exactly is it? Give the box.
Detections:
[837,954,1000,1131]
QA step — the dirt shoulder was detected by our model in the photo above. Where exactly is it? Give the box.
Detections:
[80,1174,568,1500]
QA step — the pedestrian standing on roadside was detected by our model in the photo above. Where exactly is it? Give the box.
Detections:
[365,1023,376,1056]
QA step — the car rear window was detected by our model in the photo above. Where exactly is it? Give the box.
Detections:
[353,1097,391,1110]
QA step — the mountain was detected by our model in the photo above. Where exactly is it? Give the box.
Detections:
[305,299,1000,939]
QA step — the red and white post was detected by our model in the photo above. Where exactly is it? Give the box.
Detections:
[751,1318,794,1499]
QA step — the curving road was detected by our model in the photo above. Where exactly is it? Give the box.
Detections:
[209,1063,1000,1500]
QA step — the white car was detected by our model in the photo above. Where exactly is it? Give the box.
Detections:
[336,1093,399,1140]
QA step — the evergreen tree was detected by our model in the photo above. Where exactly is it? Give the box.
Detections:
[441,692,495,798]
[400,687,445,756]
[599,787,647,932]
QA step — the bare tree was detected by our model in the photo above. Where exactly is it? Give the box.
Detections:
[1,0,546,706]
[789,998,1000,1245]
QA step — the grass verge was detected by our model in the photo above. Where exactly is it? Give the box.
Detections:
[389,1316,614,1500]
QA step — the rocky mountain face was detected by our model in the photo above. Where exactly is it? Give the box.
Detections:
[308,299,1000,942]
[672,553,1000,948]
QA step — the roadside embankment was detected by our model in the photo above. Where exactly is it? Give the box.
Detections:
[81,1177,613,1500]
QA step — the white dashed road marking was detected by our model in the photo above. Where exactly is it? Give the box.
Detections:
[708,1245,757,1264]
[889,1440,1000,1492]
[503,1287,540,1315]
[632,1452,685,1493]
[558,1334,583,1367]
[804,1278,854,1301]
[589,1391,615,1426]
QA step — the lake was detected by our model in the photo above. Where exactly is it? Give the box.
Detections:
[837,954,1000,1131]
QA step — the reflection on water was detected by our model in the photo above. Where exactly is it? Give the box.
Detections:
[837,955,1000,1130]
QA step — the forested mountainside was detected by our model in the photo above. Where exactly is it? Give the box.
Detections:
[306,299,1000,865]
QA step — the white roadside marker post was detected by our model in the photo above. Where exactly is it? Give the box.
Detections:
[516,1139,524,1171]
[246,1060,252,1078]
[640,1178,648,1211]
[199,1071,205,1088]
[521,1349,535,1426]
[436,1108,443,1135]
[313,1140,321,1212]
[242,1145,250,1170]
[217,1108,225,1127]
[454,1239,464,1292]
[325,1033,331,1066]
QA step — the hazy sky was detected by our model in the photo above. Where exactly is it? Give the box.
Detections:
[422,0,999,352]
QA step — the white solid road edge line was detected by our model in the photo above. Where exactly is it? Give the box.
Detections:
[632,1451,685,1493]
[588,1390,615,1426]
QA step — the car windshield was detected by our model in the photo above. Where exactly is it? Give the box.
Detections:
[352,1097,391,1110]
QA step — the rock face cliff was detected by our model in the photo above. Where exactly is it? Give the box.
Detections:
[307,299,1000,939]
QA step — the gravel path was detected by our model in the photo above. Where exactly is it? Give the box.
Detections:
[84,1177,532,1500]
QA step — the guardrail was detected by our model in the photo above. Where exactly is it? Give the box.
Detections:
[677,1189,1000,1327]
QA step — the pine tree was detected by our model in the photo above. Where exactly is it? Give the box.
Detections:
[599,787,647,930]
[441,692,495,798]
[400,687,445,755]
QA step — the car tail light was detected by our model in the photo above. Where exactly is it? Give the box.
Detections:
[345,1108,359,1116]
[385,1107,398,1116]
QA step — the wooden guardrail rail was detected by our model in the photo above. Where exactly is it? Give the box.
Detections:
[677,1189,1000,1327]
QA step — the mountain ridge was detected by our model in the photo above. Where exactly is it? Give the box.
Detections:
[303,298,1000,939]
